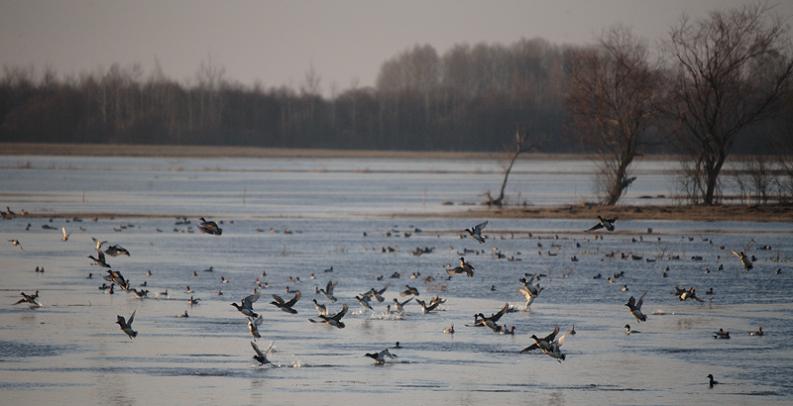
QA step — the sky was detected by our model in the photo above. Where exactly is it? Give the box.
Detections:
[1,0,791,93]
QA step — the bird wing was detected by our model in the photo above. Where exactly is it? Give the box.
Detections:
[61,227,68,238]
[253,315,264,326]
[325,280,335,295]
[586,223,604,232]
[251,341,265,358]
[518,286,533,301]
[271,294,285,305]
[284,291,301,307]
[637,291,647,310]
[474,221,488,233]
[98,251,107,263]
[399,297,414,306]
[127,310,136,327]
[604,217,617,223]
[242,293,260,308]
[331,304,349,321]
[543,326,560,342]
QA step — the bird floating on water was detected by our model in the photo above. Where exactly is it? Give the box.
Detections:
[707,374,720,388]
[198,217,223,235]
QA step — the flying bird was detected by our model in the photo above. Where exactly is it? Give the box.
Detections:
[446,257,475,277]
[465,221,488,243]
[89,251,111,268]
[586,216,616,232]
[116,310,138,339]
[250,341,271,365]
[231,293,260,318]
[271,291,301,314]
[248,316,263,339]
[731,250,753,270]
[13,290,41,308]
[105,244,131,257]
[61,227,70,241]
[625,292,647,322]
[308,304,349,328]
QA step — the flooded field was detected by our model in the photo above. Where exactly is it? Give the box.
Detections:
[0,155,792,405]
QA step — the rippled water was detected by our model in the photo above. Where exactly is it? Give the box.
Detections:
[0,155,792,405]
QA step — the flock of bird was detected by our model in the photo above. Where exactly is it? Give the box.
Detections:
[5,208,775,387]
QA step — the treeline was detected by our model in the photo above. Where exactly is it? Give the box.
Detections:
[0,36,785,153]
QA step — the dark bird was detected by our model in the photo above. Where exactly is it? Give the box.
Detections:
[708,374,719,388]
[520,326,559,353]
[400,285,419,297]
[198,217,223,235]
[446,257,475,277]
[248,316,263,339]
[391,297,413,313]
[365,348,397,365]
[105,244,131,257]
[271,291,301,314]
[231,293,260,318]
[625,292,647,322]
[416,296,446,314]
[465,221,488,243]
[250,341,270,365]
[586,216,616,232]
[116,311,138,339]
[748,326,764,337]
[13,290,41,308]
[713,328,730,339]
[731,250,753,270]
[89,251,111,268]
[308,304,349,328]
[318,280,337,302]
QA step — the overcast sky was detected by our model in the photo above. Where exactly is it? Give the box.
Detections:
[1,0,791,92]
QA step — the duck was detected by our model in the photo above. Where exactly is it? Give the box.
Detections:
[443,324,455,334]
[355,294,374,310]
[392,297,413,313]
[416,296,446,314]
[318,280,337,302]
[187,296,201,305]
[446,257,475,277]
[731,250,753,270]
[465,221,488,243]
[707,374,719,388]
[364,286,387,303]
[748,326,764,336]
[624,324,640,335]
[713,328,730,339]
[271,291,301,314]
[520,326,560,353]
[625,292,647,322]
[88,251,111,268]
[231,293,260,318]
[250,341,270,365]
[365,349,397,365]
[14,290,41,308]
[308,304,349,328]
[586,216,616,232]
[400,285,419,297]
[312,299,328,316]
[248,316,263,339]
[116,311,138,339]
[198,217,223,235]
[518,283,543,308]
[105,244,131,257]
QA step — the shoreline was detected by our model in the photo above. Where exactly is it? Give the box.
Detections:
[11,203,793,222]
[2,142,673,161]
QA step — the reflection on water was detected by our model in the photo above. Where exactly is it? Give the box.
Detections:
[0,156,791,405]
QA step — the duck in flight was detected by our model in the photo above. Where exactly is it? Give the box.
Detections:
[250,341,271,365]
[198,217,223,235]
[248,316,263,339]
[731,250,753,270]
[465,221,488,243]
[14,291,41,308]
[116,310,138,339]
[89,251,111,268]
[391,297,413,313]
[446,257,475,278]
[625,292,647,322]
[416,296,446,314]
[587,216,616,232]
[105,244,131,257]
[312,299,329,316]
[520,326,559,353]
[308,304,349,328]
[518,282,543,309]
[318,280,337,302]
[365,348,397,365]
[271,291,301,314]
[61,227,70,241]
[231,293,260,318]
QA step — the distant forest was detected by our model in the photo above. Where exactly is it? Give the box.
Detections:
[0,37,786,152]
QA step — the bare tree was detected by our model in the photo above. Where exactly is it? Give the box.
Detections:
[483,130,537,207]
[662,3,793,205]
[566,26,659,205]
